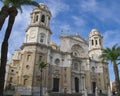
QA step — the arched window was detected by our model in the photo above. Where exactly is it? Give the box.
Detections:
[39,55,43,61]
[27,54,31,61]
[92,40,94,45]
[72,51,78,57]
[74,63,78,71]
[11,69,14,72]
[41,15,45,23]
[40,33,46,43]
[55,58,60,65]
[91,66,95,72]
[26,65,30,69]
[95,40,97,45]
[99,39,101,45]
[35,15,39,22]
[10,77,13,83]
[71,44,83,57]
[75,77,79,92]
[24,79,28,85]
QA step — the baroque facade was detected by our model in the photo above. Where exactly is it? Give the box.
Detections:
[6,3,110,96]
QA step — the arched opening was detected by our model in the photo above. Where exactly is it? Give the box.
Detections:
[9,77,13,83]
[40,33,46,43]
[75,77,79,92]
[71,44,83,57]
[35,15,39,22]
[41,15,45,23]
[99,39,101,45]
[53,78,59,92]
[74,63,78,71]
[24,79,28,86]
[33,14,39,23]
[92,82,96,93]
[95,40,97,45]
[27,54,31,61]
[92,40,94,45]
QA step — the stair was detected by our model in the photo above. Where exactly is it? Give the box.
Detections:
[32,92,83,96]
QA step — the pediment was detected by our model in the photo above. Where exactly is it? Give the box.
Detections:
[72,35,88,44]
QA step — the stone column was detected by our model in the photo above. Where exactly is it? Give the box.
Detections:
[82,76,85,91]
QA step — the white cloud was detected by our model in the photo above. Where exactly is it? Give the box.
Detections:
[46,0,69,18]
[15,6,32,28]
[103,30,120,48]
[80,0,98,12]
[79,0,120,24]
[72,16,86,27]
[50,21,72,44]
[59,24,71,32]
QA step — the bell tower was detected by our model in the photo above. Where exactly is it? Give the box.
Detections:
[25,3,52,45]
[88,29,103,61]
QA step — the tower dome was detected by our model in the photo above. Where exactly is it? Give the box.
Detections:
[39,3,49,11]
[89,29,101,37]
[32,3,51,16]
[50,42,58,49]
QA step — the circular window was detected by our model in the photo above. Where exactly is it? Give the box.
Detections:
[11,70,14,72]
[26,65,30,69]
[91,66,95,72]
[55,58,60,64]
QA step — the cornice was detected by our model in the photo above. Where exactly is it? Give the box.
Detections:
[89,58,108,64]
[88,48,103,53]
[26,24,52,34]
[20,43,51,50]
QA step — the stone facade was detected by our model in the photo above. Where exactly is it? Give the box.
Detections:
[6,3,110,96]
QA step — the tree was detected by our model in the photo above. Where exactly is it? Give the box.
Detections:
[0,0,39,95]
[0,0,10,31]
[99,44,120,96]
[39,61,47,96]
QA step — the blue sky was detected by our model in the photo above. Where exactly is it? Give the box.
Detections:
[0,0,120,81]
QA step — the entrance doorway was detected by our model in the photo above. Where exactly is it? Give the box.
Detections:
[75,77,79,92]
[53,78,59,92]
[92,82,96,93]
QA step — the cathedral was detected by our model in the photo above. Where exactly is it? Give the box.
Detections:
[6,3,110,96]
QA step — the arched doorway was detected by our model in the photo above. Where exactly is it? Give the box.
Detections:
[92,82,96,93]
[75,77,79,92]
[53,78,59,92]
